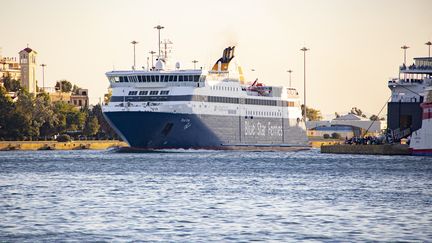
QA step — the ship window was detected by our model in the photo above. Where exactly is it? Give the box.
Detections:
[184,75,189,81]
[156,75,160,82]
[179,75,184,82]
[150,76,155,82]
[119,76,125,82]
[137,76,143,82]
[128,91,138,95]
[150,91,158,95]
[160,90,169,95]
[188,75,193,82]
[168,75,173,81]
[193,75,199,82]
[173,75,178,81]
[139,91,148,95]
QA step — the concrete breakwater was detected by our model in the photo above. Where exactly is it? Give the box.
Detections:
[321,144,411,155]
[0,140,128,151]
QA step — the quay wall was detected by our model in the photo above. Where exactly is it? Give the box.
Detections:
[0,140,128,151]
[309,140,342,148]
[321,144,411,155]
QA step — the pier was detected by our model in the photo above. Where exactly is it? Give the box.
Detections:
[321,144,411,155]
[0,140,127,151]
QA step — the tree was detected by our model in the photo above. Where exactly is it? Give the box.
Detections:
[72,84,80,94]
[84,116,100,136]
[302,105,323,121]
[369,114,385,121]
[0,87,16,139]
[55,80,73,92]
[350,107,367,118]
[3,77,21,92]
[91,104,118,139]
[331,132,342,139]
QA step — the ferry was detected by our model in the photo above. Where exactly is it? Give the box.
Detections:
[387,55,432,137]
[102,27,308,150]
[410,86,432,156]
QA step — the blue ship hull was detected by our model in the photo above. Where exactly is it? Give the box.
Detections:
[103,111,308,149]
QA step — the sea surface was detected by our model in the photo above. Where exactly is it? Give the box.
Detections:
[0,149,431,242]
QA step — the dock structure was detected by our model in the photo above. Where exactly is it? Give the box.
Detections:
[321,144,411,155]
[0,140,127,151]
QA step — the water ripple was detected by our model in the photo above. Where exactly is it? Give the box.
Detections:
[0,149,431,242]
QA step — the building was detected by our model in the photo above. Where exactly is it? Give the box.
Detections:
[0,55,21,82]
[70,88,89,107]
[19,47,38,94]
[48,88,89,109]
[307,113,387,138]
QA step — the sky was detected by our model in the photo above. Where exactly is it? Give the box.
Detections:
[1,0,431,118]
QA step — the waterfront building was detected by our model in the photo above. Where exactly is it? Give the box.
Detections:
[49,88,89,108]
[0,54,21,82]
[19,47,38,94]
[70,88,89,107]
[307,113,386,138]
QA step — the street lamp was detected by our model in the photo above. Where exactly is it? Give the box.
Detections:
[287,69,293,87]
[300,47,309,122]
[401,45,409,65]
[149,51,156,68]
[425,41,432,58]
[131,40,138,69]
[154,25,164,57]
[192,60,198,69]
[40,63,47,92]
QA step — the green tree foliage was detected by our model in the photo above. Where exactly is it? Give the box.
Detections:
[84,116,100,136]
[55,80,73,92]
[350,107,367,118]
[331,132,342,139]
[301,105,323,121]
[72,84,80,94]
[91,104,118,139]
[3,77,21,92]
[0,84,119,141]
[369,114,385,121]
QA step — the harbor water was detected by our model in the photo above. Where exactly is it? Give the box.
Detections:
[0,149,431,242]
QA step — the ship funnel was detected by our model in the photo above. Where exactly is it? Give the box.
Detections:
[212,46,235,71]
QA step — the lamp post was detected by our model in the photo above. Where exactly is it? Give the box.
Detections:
[300,47,309,122]
[192,60,198,69]
[131,41,138,69]
[401,45,409,65]
[287,69,293,87]
[40,63,47,92]
[149,51,156,68]
[426,41,432,58]
[154,25,164,57]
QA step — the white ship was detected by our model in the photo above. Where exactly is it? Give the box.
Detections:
[102,27,308,150]
[410,86,432,156]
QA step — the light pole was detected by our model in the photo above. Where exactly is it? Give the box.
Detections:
[131,41,138,69]
[401,45,409,65]
[287,69,293,87]
[40,63,47,92]
[192,60,198,69]
[154,25,164,57]
[149,51,156,68]
[426,41,432,58]
[300,47,309,122]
